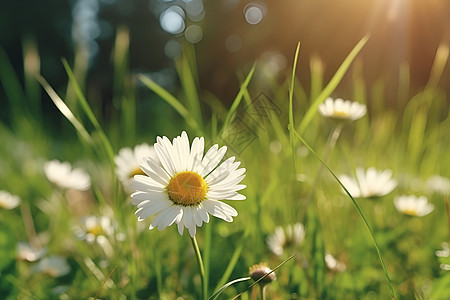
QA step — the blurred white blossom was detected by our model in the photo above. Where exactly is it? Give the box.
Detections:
[318,97,366,121]
[115,143,156,189]
[44,160,91,191]
[266,223,305,256]
[339,167,397,198]
[394,195,434,217]
[0,190,21,209]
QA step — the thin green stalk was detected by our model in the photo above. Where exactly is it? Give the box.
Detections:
[191,236,206,300]
[289,126,396,299]
[36,75,93,145]
[289,42,301,176]
[221,62,257,131]
[203,220,212,300]
[61,58,116,168]
[260,285,267,300]
[214,228,250,291]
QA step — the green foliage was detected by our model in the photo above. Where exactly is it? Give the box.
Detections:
[0,26,449,300]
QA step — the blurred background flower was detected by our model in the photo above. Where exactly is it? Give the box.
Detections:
[0,190,21,210]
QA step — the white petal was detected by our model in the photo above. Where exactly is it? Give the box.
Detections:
[202,200,237,222]
[188,137,205,171]
[131,191,168,205]
[152,206,183,231]
[136,198,173,220]
[130,176,165,192]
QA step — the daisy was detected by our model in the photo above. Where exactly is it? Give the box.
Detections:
[266,223,305,256]
[394,195,434,217]
[0,190,21,209]
[44,160,91,191]
[115,143,156,188]
[339,167,397,198]
[32,256,71,277]
[74,215,115,256]
[249,263,277,285]
[325,252,346,272]
[74,215,115,244]
[17,242,46,262]
[130,131,246,237]
[426,175,450,195]
[318,97,367,121]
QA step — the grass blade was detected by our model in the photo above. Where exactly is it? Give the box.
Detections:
[288,125,396,299]
[176,47,203,127]
[221,62,257,131]
[61,58,115,166]
[297,35,369,135]
[36,74,93,145]
[137,73,202,134]
[209,277,251,300]
[289,42,301,175]
[214,229,250,292]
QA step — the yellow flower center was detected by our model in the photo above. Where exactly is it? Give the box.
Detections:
[167,171,207,206]
[87,225,104,236]
[332,110,350,118]
[129,167,146,178]
[402,209,418,216]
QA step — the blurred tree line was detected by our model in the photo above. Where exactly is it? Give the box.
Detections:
[1,0,449,124]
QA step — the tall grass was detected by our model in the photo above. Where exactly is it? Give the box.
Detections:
[0,26,449,300]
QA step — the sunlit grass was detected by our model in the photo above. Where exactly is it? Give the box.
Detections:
[0,26,449,300]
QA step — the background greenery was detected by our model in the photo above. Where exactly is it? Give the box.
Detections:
[1,1,450,299]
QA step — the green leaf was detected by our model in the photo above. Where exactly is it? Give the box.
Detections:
[138,74,202,134]
[221,62,257,131]
[209,277,251,300]
[297,35,369,135]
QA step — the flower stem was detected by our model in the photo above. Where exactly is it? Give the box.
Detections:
[260,285,267,300]
[191,236,206,300]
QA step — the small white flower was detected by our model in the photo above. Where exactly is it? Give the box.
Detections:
[44,160,91,191]
[115,143,156,188]
[17,242,46,262]
[33,256,71,277]
[0,190,21,209]
[339,167,397,198]
[266,223,305,256]
[394,195,434,217]
[426,175,450,195]
[318,97,366,121]
[131,131,246,238]
[75,215,115,244]
[325,252,346,272]
[435,242,449,258]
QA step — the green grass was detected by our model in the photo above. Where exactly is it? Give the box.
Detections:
[0,28,450,300]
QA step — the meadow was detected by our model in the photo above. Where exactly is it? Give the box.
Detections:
[1,28,450,300]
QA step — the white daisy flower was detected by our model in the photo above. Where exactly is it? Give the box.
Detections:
[130,131,246,238]
[44,160,91,191]
[74,215,116,256]
[426,175,450,195]
[394,195,434,217]
[325,252,346,272]
[318,97,367,121]
[32,256,71,277]
[435,242,449,258]
[17,242,47,262]
[339,167,397,198]
[115,143,156,188]
[74,215,115,244]
[266,223,305,256]
[0,190,21,209]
